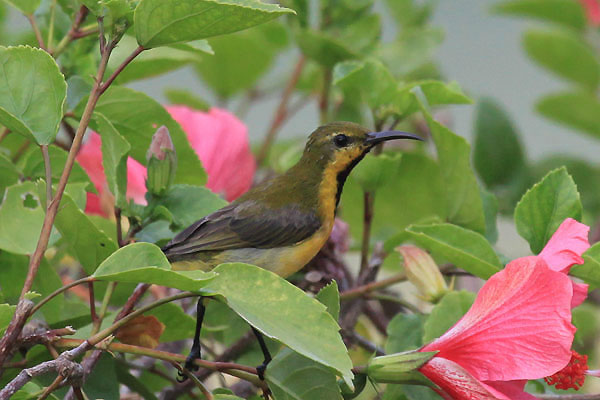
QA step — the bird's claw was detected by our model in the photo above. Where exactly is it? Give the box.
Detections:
[177,355,200,382]
[256,362,268,381]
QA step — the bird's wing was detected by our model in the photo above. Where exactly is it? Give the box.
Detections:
[161,200,321,258]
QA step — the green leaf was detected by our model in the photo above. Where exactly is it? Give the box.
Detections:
[406,223,501,279]
[523,29,600,89]
[0,46,67,144]
[0,153,19,196]
[418,102,486,233]
[386,314,425,353]
[194,22,289,98]
[351,153,402,193]
[316,280,340,321]
[164,89,210,111]
[341,153,447,242]
[378,27,444,77]
[536,91,600,138]
[0,303,15,335]
[90,86,206,186]
[266,348,343,400]
[134,0,294,48]
[2,0,40,14]
[116,363,159,400]
[571,242,600,288]
[493,0,586,30]
[159,184,227,228]
[0,182,46,254]
[383,0,435,28]
[514,167,582,254]
[84,353,119,400]
[473,97,526,188]
[395,80,472,117]
[423,291,475,343]
[52,192,118,275]
[93,242,216,290]
[204,263,354,387]
[298,30,359,68]
[109,36,207,84]
[94,113,130,208]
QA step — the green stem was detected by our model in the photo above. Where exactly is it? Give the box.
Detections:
[30,277,95,316]
[47,0,57,52]
[91,282,117,335]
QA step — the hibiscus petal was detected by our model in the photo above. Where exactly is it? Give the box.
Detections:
[484,380,539,400]
[539,218,589,274]
[571,281,589,308]
[420,357,509,400]
[422,256,575,382]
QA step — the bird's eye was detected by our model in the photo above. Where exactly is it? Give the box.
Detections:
[333,134,349,147]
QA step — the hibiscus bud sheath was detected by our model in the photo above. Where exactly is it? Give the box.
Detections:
[367,350,438,386]
[146,126,177,196]
[397,245,448,303]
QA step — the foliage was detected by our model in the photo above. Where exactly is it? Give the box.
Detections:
[0,0,598,399]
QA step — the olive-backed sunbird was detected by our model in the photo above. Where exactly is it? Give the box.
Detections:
[162,121,423,380]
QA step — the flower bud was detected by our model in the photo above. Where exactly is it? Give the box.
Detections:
[146,126,177,196]
[396,245,448,303]
[367,350,437,386]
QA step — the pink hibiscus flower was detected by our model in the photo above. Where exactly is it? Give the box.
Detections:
[580,0,600,26]
[418,218,591,400]
[77,107,255,216]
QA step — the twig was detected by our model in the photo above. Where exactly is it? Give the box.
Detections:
[119,360,180,385]
[99,45,145,95]
[41,145,53,207]
[38,374,64,400]
[46,0,57,53]
[171,363,214,400]
[0,127,9,144]
[0,340,89,399]
[53,6,89,57]
[340,264,455,301]
[11,140,30,162]
[0,20,116,374]
[18,326,76,349]
[359,191,375,275]
[343,330,385,356]
[256,56,306,165]
[30,277,95,316]
[55,338,262,385]
[27,15,46,51]
[88,282,98,327]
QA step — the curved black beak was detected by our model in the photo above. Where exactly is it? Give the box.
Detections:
[365,131,424,145]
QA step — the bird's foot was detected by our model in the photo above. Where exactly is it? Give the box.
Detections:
[177,352,200,382]
[256,361,268,381]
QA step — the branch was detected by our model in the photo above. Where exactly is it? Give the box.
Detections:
[53,6,89,57]
[256,56,306,165]
[99,45,145,95]
[0,22,115,373]
[30,277,95,316]
[26,14,46,51]
[0,340,89,399]
[55,338,263,386]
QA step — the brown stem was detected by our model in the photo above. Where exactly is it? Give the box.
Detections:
[256,56,306,165]
[0,340,89,399]
[88,282,98,326]
[41,145,53,208]
[55,338,262,385]
[38,374,64,400]
[99,45,144,95]
[171,363,214,400]
[53,6,89,57]
[0,24,114,373]
[27,14,46,51]
[0,127,9,144]
[359,191,374,275]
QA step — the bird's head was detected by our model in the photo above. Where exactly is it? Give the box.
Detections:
[302,121,423,174]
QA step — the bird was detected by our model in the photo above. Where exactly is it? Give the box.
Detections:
[161,121,423,380]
